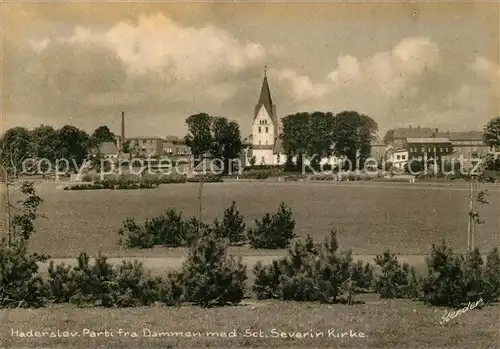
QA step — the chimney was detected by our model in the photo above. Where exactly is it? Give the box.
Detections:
[120,111,125,152]
[417,125,420,129]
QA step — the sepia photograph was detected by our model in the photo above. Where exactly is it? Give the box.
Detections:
[1,1,500,348]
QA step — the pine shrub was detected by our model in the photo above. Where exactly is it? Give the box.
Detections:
[113,260,162,307]
[462,248,485,303]
[118,218,154,248]
[0,239,48,308]
[483,247,500,302]
[252,231,369,304]
[146,209,189,247]
[213,201,246,244]
[374,250,419,299]
[179,232,247,307]
[248,202,296,249]
[421,242,466,307]
[63,252,119,307]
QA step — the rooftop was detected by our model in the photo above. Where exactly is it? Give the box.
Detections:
[392,127,434,139]
[98,141,118,155]
[436,131,484,141]
[406,138,451,143]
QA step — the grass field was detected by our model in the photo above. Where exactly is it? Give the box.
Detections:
[25,181,500,257]
[1,297,498,348]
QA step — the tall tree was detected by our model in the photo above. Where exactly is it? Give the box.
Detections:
[57,125,91,168]
[332,111,378,170]
[306,111,336,168]
[210,117,242,173]
[30,125,59,161]
[91,126,116,148]
[0,127,33,174]
[282,112,310,171]
[282,112,335,171]
[484,117,500,151]
[184,113,213,159]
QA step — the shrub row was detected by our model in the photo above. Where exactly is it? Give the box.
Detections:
[253,232,374,304]
[253,236,500,307]
[79,173,223,185]
[119,202,296,249]
[1,233,246,308]
[2,235,500,309]
[65,181,159,190]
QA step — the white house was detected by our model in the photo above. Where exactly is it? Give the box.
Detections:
[387,147,409,170]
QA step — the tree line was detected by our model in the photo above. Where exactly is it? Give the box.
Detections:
[0,124,116,174]
[184,110,378,172]
[2,115,499,175]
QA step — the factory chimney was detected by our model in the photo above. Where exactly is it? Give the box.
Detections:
[120,111,125,152]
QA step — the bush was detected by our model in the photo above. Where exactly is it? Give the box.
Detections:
[421,242,467,307]
[118,218,154,249]
[252,232,373,304]
[0,239,48,308]
[213,201,246,244]
[248,202,296,249]
[374,251,419,299]
[179,232,247,307]
[113,260,163,307]
[256,172,269,180]
[118,207,217,249]
[483,247,500,302]
[146,209,191,247]
[186,174,223,183]
[45,253,180,307]
[462,248,485,303]
[157,174,187,184]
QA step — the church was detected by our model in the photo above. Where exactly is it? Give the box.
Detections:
[243,69,286,166]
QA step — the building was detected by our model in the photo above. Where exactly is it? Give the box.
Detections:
[386,126,435,147]
[162,136,191,157]
[405,138,453,162]
[370,136,386,162]
[126,137,163,157]
[386,147,409,170]
[437,131,490,164]
[96,141,119,159]
[244,69,286,166]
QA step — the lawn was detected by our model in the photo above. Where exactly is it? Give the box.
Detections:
[26,181,500,257]
[1,297,498,348]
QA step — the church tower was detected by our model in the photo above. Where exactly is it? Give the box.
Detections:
[252,67,278,165]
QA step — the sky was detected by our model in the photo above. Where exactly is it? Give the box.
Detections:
[2,2,500,139]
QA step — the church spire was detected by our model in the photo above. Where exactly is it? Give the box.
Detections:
[257,66,273,117]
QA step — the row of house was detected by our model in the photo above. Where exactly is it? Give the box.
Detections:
[384,126,500,170]
[98,135,191,159]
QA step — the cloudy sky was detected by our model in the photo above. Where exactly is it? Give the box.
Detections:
[2,2,499,138]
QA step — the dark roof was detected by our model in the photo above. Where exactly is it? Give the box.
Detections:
[406,137,451,144]
[392,127,434,139]
[436,131,484,141]
[164,135,181,142]
[254,73,278,130]
[258,75,273,116]
[273,137,284,154]
[98,142,118,155]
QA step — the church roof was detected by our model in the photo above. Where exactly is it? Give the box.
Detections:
[254,71,279,130]
[273,137,284,154]
[258,75,273,116]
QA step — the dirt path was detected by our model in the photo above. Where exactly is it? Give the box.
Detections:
[38,255,432,274]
